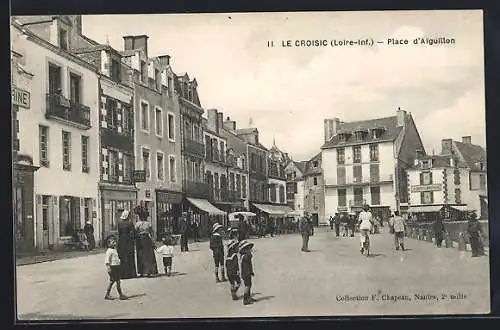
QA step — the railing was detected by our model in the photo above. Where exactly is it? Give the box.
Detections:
[329,175,393,187]
[46,93,91,129]
[183,138,205,157]
[349,199,366,207]
[184,180,208,198]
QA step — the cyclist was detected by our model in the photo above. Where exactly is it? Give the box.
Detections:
[357,204,374,255]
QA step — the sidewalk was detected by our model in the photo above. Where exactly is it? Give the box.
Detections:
[16,248,105,266]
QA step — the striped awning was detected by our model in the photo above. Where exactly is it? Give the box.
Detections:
[186,198,226,216]
[253,203,294,216]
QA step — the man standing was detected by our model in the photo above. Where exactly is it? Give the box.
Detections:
[83,220,95,250]
[329,216,334,231]
[389,211,407,251]
[432,217,446,248]
[333,213,341,237]
[299,213,311,252]
[357,205,374,254]
[467,212,485,257]
[179,212,189,252]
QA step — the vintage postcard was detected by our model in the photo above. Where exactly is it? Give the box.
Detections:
[12,10,489,320]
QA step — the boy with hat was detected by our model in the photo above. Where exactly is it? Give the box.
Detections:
[104,237,128,300]
[225,239,241,300]
[239,240,256,305]
[209,223,227,283]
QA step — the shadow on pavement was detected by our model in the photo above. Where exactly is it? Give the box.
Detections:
[253,295,275,303]
[156,272,187,278]
[18,313,128,320]
[366,253,386,258]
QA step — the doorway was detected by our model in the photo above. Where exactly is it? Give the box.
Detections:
[42,196,50,249]
[312,213,319,227]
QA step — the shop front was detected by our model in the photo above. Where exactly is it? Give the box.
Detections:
[251,203,294,233]
[184,197,226,237]
[99,183,137,246]
[156,190,183,241]
[408,204,470,222]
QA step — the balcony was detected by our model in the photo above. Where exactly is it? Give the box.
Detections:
[45,93,91,130]
[349,199,366,207]
[327,175,393,188]
[183,138,205,158]
[183,180,208,198]
[229,190,242,201]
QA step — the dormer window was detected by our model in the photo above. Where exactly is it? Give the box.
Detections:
[313,161,318,168]
[110,58,121,82]
[421,160,432,169]
[372,127,385,139]
[155,69,161,91]
[354,128,368,141]
[140,61,147,83]
[58,28,68,50]
[338,133,347,142]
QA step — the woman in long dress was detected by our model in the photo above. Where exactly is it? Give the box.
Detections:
[134,205,158,277]
[117,210,137,279]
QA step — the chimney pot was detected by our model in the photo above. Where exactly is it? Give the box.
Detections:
[396,107,407,127]
[217,112,224,134]
[462,136,472,144]
[223,116,236,131]
[158,55,170,68]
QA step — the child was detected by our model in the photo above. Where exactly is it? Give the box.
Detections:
[104,238,128,300]
[225,238,241,300]
[209,223,227,283]
[156,236,174,276]
[239,240,256,305]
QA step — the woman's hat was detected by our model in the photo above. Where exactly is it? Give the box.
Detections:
[212,223,223,233]
[120,210,130,220]
[86,221,91,225]
[228,240,239,251]
[238,240,254,252]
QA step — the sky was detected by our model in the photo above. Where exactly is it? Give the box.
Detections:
[82,10,485,161]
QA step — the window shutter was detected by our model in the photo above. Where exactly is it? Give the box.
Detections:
[419,173,424,185]
[429,172,433,184]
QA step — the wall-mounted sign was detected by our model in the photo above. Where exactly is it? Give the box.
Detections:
[133,170,146,182]
[12,87,30,109]
[410,184,442,193]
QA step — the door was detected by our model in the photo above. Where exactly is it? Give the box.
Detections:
[42,196,50,249]
[312,213,319,227]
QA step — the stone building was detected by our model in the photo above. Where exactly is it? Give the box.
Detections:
[303,152,326,226]
[284,160,307,217]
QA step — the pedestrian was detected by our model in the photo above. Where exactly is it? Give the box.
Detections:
[357,205,374,255]
[329,216,334,231]
[210,223,227,283]
[155,236,174,276]
[134,205,158,278]
[192,219,200,242]
[299,213,311,252]
[225,239,241,300]
[239,239,256,305]
[432,217,446,248]
[83,220,95,250]
[348,214,356,237]
[117,210,137,279]
[179,212,189,252]
[104,237,128,300]
[238,215,249,242]
[467,212,485,257]
[389,211,407,251]
[334,213,341,237]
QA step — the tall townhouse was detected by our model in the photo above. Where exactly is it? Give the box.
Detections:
[284,160,307,217]
[13,17,100,250]
[221,116,250,212]
[67,17,136,244]
[176,73,211,236]
[303,152,326,226]
[266,143,293,227]
[120,35,184,239]
[321,108,425,220]
[407,136,487,221]
[11,22,39,253]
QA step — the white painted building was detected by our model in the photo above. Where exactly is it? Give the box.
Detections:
[284,160,307,217]
[12,18,100,249]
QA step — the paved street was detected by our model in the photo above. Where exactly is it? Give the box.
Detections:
[16,229,490,320]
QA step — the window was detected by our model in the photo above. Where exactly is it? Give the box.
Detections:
[62,131,71,171]
[122,104,131,134]
[480,174,486,190]
[370,187,381,205]
[169,156,177,182]
[270,185,277,202]
[353,146,361,163]
[422,160,432,169]
[39,125,49,167]
[420,172,433,185]
[108,150,118,181]
[48,63,62,94]
[58,28,68,50]
[279,186,285,203]
[338,188,347,206]
[372,129,383,139]
[242,176,247,198]
[141,101,149,132]
[155,107,163,137]
[453,168,460,185]
[110,59,121,82]
[83,198,91,223]
[220,141,225,162]
[167,77,173,97]
[421,191,434,204]
[236,174,241,197]
[337,167,346,185]
[353,165,362,183]
[313,161,318,167]
[353,187,364,204]
[167,113,175,141]
[156,152,164,181]
[59,197,79,237]
[355,132,365,141]
[155,69,161,90]
[313,177,318,186]
[337,148,345,164]
[455,188,461,204]
[106,99,117,128]
[81,136,89,173]
[338,133,347,143]
[142,148,151,180]
[69,73,81,103]
[369,144,379,162]
[370,164,380,182]
[140,61,147,83]
[123,153,133,182]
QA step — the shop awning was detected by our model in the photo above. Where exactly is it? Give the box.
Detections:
[449,205,471,212]
[408,205,443,213]
[186,198,226,216]
[253,203,295,216]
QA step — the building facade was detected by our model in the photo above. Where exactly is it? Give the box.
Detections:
[322,108,425,220]
[407,136,487,220]
[303,153,326,226]
[13,17,100,250]
[284,160,307,217]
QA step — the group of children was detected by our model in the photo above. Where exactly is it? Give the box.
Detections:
[210,223,256,305]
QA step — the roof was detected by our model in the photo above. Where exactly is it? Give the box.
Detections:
[120,49,137,57]
[294,161,308,174]
[453,141,487,170]
[321,116,403,149]
[235,128,258,135]
[411,155,452,169]
[303,152,322,176]
[14,16,56,25]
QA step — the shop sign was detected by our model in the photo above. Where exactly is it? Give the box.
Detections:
[12,87,30,109]
[156,191,183,204]
[411,184,442,193]
[133,170,146,182]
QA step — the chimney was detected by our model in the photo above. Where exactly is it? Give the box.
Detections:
[223,116,236,131]
[324,118,340,142]
[207,109,218,133]
[441,138,453,155]
[123,35,149,56]
[158,55,170,69]
[462,136,471,144]
[217,113,224,134]
[396,107,407,127]
[68,15,82,34]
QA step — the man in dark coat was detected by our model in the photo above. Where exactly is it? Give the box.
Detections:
[467,212,485,257]
[237,215,249,242]
[210,223,227,282]
[433,217,446,248]
[333,213,341,237]
[83,221,95,250]
[179,213,189,252]
[300,213,311,252]
[239,240,256,305]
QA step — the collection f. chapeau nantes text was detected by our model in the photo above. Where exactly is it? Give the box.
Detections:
[268,37,456,48]
[336,292,467,303]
